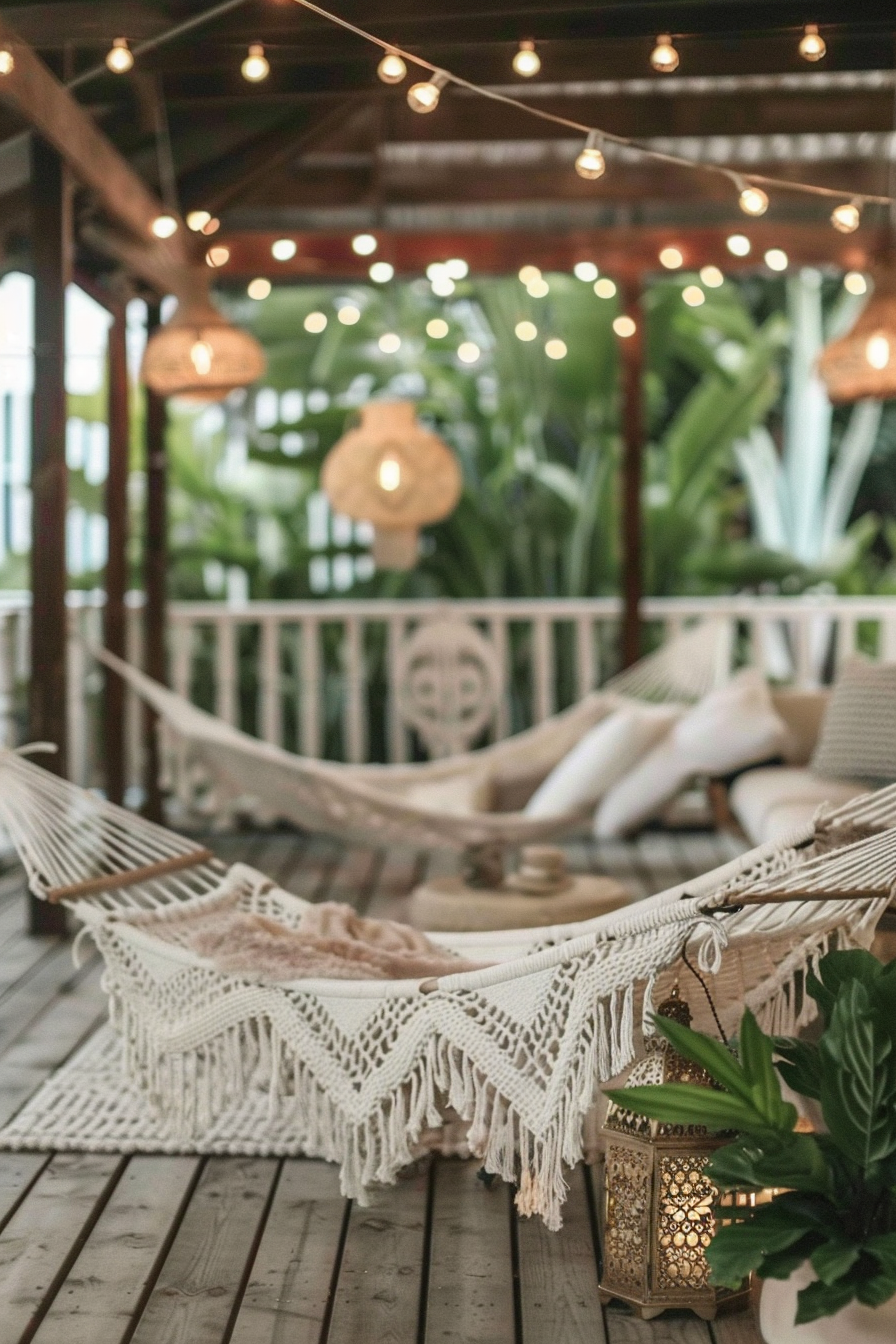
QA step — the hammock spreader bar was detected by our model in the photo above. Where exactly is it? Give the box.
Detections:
[46,848,217,903]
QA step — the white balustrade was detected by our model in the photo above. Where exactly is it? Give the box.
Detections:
[0,589,895,788]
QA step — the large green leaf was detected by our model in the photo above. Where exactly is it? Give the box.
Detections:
[602,1082,761,1131]
[818,980,896,1170]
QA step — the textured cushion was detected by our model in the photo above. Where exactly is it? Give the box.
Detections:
[811,660,896,783]
[770,689,829,766]
[594,669,787,839]
[524,703,679,819]
[730,767,869,846]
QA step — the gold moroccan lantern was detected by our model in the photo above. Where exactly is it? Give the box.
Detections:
[142,278,266,403]
[321,401,462,569]
[818,271,896,402]
[598,989,750,1321]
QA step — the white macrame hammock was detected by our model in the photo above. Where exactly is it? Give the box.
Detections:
[95,618,733,849]
[0,749,893,1229]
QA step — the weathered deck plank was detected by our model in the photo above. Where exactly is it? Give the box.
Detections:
[517,1165,606,1344]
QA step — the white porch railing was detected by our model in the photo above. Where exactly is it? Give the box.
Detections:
[1,590,896,789]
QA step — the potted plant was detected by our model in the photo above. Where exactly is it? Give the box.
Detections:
[605,949,896,1343]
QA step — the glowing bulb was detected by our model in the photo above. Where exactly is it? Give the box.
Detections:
[515,321,538,342]
[241,43,270,83]
[105,38,133,74]
[247,278,271,300]
[337,305,361,326]
[518,265,541,285]
[726,233,751,257]
[682,285,705,307]
[190,340,213,376]
[866,333,891,370]
[831,202,861,234]
[545,339,567,360]
[575,133,606,181]
[205,245,230,268]
[659,246,684,270]
[201,217,220,236]
[378,456,402,491]
[512,40,541,77]
[457,341,481,364]
[430,274,456,297]
[352,233,377,256]
[378,333,401,354]
[764,248,788,272]
[369,261,395,283]
[186,210,211,232]
[739,185,769,217]
[427,318,449,338]
[527,277,550,298]
[377,50,407,84]
[407,73,447,114]
[844,271,867,296]
[650,34,679,73]
[444,258,469,280]
[613,315,637,338]
[574,261,598,282]
[151,215,177,239]
[700,265,724,287]
[304,311,327,333]
[594,278,617,298]
[0,47,15,76]
[271,238,297,261]
[798,24,826,62]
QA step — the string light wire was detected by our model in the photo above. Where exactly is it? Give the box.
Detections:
[288,0,894,213]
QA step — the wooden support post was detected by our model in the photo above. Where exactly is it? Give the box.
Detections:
[619,279,644,669]
[104,303,129,805]
[142,303,168,823]
[28,137,70,936]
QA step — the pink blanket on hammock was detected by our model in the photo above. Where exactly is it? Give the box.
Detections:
[182,901,490,982]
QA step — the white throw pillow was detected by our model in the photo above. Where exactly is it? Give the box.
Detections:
[524,703,680,819]
[594,669,787,838]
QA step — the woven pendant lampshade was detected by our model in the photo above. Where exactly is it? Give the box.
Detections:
[321,401,462,569]
[141,280,266,403]
[818,272,896,402]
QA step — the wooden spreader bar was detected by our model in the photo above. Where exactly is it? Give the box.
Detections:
[45,848,216,903]
[724,885,893,907]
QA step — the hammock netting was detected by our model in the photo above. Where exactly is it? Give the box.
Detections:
[0,748,893,1228]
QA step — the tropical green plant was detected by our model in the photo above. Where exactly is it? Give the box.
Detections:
[605,949,896,1326]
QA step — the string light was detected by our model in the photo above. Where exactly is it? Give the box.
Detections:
[151,215,178,238]
[512,40,541,77]
[594,278,617,298]
[574,262,598,282]
[527,276,550,298]
[0,47,14,76]
[515,321,538,341]
[765,248,788,271]
[369,262,394,283]
[866,334,891,370]
[831,201,861,234]
[247,278,271,300]
[304,312,327,333]
[190,340,214,376]
[271,238,297,261]
[407,71,448,114]
[352,233,377,256]
[726,234,751,257]
[738,183,770,217]
[659,246,684,270]
[428,264,456,297]
[241,43,270,83]
[457,341,481,364]
[377,457,402,491]
[650,35,679,73]
[186,210,211,232]
[518,265,541,285]
[700,265,724,288]
[545,339,567,359]
[575,131,606,181]
[682,285,705,307]
[206,245,230,268]
[378,333,401,353]
[798,24,826,62]
[105,38,134,74]
[426,318,449,338]
[337,304,361,325]
[377,50,407,84]
[844,272,867,296]
[613,316,637,338]
[444,258,469,280]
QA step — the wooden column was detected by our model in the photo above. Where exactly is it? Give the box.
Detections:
[104,303,129,805]
[143,302,167,822]
[619,280,644,669]
[28,137,70,936]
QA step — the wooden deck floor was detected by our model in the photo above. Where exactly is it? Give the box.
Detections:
[0,829,762,1344]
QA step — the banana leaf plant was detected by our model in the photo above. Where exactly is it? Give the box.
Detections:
[605,949,896,1326]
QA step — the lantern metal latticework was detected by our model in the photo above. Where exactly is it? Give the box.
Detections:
[141,286,266,403]
[818,272,896,402]
[321,401,462,570]
[598,988,750,1321]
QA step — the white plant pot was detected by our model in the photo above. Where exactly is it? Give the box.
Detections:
[760,1263,896,1344]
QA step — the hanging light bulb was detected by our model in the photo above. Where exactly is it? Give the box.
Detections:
[650,35,679,73]
[0,46,14,76]
[377,49,407,84]
[575,131,606,181]
[241,43,270,83]
[866,333,891,371]
[186,210,211,233]
[377,456,403,492]
[798,24,826,62]
[151,214,178,239]
[831,201,861,234]
[105,38,134,74]
[407,71,448,114]
[738,183,769,217]
[190,340,214,376]
[512,40,541,77]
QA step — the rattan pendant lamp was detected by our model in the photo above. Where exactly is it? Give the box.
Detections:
[818,267,896,402]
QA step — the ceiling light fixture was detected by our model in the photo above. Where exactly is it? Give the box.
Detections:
[512,40,541,77]
[650,34,679,74]
[105,38,134,74]
[241,43,270,83]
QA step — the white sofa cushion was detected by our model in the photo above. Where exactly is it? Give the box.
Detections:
[811,659,896,782]
[524,702,679,818]
[729,767,869,846]
[594,669,787,839]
